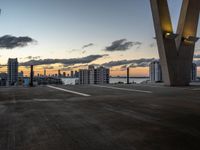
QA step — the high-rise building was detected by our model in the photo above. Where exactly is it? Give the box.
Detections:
[71,71,74,78]
[79,66,110,84]
[58,70,61,77]
[7,58,18,85]
[44,69,46,76]
[63,72,66,77]
[79,69,90,84]
[149,61,197,82]
[74,70,79,78]
[0,73,7,86]
[94,66,110,84]
[18,71,24,85]
[149,60,162,82]
[89,65,95,84]
[18,71,24,78]
[191,63,197,81]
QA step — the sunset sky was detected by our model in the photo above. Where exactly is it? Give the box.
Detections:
[0,0,200,76]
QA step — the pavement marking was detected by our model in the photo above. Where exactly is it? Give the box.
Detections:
[191,88,200,91]
[33,99,63,102]
[47,85,91,97]
[92,85,153,94]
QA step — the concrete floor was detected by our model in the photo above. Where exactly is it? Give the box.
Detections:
[0,84,200,150]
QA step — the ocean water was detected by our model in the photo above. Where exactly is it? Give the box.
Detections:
[61,78,79,85]
[61,77,149,85]
[110,78,149,84]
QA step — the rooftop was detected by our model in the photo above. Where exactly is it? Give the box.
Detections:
[0,84,200,150]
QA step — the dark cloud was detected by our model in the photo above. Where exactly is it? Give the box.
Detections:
[149,42,156,48]
[68,49,80,53]
[0,64,7,67]
[105,39,142,51]
[20,54,108,66]
[25,56,41,60]
[82,50,86,54]
[129,61,152,68]
[0,35,36,49]
[60,65,88,71]
[82,43,94,49]
[119,59,156,71]
[33,56,41,60]
[43,66,54,70]
[103,57,200,69]
[134,41,142,49]
[60,67,73,71]
[120,65,127,71]
[102,58,156,68]
[25,56,32,60]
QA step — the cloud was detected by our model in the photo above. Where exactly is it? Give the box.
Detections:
[134,42,142,49]
[0,35,36,49]
[25,56,41,60]
[82,43,94,49]
[0,64,7,67]
[20,54,108,66]
[105,39,142,51]
[60,67,73,71]
[68,49,80,53]
[60,64,88,71]
[43,66,54,70]
[129,61,152,68]
[82,50,86,54]
[120,65,128,71]
[105,57,200,69]
[102,58,156,68]
[149,42,156,48]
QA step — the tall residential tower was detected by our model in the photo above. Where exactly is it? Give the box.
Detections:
[7,58,18,85]
[79,66,110,84]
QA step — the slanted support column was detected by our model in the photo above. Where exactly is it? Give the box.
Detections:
[150,0,200,86]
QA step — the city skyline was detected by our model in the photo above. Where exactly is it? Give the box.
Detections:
[0,1,200,149]
[0,0,200,76]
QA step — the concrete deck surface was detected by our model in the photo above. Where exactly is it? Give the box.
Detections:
[0,84,200,150]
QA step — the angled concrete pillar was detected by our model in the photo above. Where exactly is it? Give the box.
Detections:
[150,0,200,86]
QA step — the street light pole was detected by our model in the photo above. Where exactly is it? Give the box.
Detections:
[127,67,130,84]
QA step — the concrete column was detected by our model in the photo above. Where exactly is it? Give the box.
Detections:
[30,65,34,87]
[150,0,200,86]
